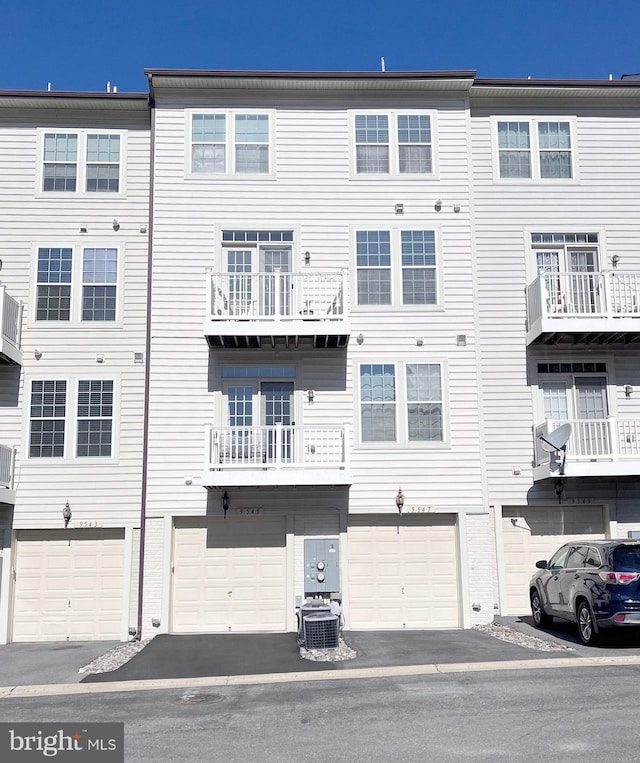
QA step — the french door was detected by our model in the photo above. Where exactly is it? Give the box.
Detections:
[536,247,599,313]
[225,246,291,317]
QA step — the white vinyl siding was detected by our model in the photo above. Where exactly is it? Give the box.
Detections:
[497,119,573,179]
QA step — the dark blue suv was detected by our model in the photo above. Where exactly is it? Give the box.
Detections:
[529,540,640,645]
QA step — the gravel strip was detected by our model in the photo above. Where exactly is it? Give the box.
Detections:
[473,622,573,652]
[78,640,151,675]
[300,637,357,662]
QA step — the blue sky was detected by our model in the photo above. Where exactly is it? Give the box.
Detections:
[5,1,640,92]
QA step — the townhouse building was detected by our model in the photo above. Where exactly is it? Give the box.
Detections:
[0,90,150,642]
[2,69,640,643]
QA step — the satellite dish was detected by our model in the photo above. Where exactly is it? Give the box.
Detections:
[538,423,572,453]
[538,423,572,476]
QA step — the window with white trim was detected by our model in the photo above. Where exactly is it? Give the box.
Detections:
[354,112,433,175]
[29,379,115,459]
[356,229,438,307]
[42,131,121,192]
[190,112,271,175]
[36,246,118,323]
[359,363,445,443]
[497,120,573,179]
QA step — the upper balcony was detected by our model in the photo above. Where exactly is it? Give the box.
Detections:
[526,271,640,345]
[202,424,352,488]
[0,444,15,504]
[0,285,23,365]
[204,270,350,349]
[533,418,640,481]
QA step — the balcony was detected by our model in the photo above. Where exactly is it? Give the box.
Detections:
[205,271,350,349]
[0,444,15,504]
[0,285,23,364]
[203,424,352,487]
[533,418,640,480]
[526,271,640,345]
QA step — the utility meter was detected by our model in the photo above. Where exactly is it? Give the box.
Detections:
[304,538,339,594]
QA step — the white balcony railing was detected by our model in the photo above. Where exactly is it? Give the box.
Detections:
[527,271,640,326]
[0,444,15,491]
[0,285,22,351]
[205,424,349,471]
[206,271,347,322]
[535,418,640,467]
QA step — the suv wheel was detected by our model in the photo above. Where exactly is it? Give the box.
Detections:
[577,601,598,646]
[530,589,552,629]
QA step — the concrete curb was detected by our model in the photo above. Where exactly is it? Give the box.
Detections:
[2,654,640,699]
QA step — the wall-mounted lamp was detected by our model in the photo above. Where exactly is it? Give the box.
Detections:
[356,333,364,345]
[611,254,620,268]
[63,501,72,528]
[434,199,442,212]
[112,219,120,232]
[304,251,311,266]
[395,487,405,513]
[34,348,42,360]
[554,479,564,504]
[395,203,404,215]
[222,490,230,519]
[625,385,633,399]
[307,389,315,403]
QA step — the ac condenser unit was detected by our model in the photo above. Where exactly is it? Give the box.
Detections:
[303,614,339,649]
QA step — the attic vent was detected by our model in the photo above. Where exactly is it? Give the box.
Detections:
[133,352,144,364]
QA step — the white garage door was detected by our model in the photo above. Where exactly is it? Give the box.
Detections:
[172,516,287,633]
[348,514,460,629]
[502,505,606,615]
[12,530,125,643]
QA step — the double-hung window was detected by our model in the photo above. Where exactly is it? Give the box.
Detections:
[359,363,445,443]
[42,131,122,192]
[356,229,438,307]
[354,112,434,175]
[29,379,114,458]
[36,246,118,323]
[497,120,573,179]
[190,112,271,175]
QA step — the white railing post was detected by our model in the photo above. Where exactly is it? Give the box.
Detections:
[602,271,612,317]
[608,417,619,459]
[275,423,283,469]
[342,424,350,469]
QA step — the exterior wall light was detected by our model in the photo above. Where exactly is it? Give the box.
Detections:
[222,490,230,519]
[554,479,564,504]
[63,501,72,528]
[304,251,311,265]
[434,199,442,212]
[625,385,633,398]
[395,488,405,513]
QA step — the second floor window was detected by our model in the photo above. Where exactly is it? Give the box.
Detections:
[354,113,433,175]
[356,230,438,307]
[43,131,121,192]
[36,246,118,323]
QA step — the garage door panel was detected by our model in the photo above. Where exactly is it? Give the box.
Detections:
[502,506,606,614]
[348,515,459,630]
[172,517,286,633]
[12,531,125,643]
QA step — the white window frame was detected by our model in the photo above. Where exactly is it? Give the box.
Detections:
[493,118,576,181]
[27,376,119,461]
[186,110,275,179]
[526,230,602,283]
[357,361,448,446]
[32,244,122,327]
[534,359,613,423]
[38,129,125,195]
[352,226,442,310]
[349,110,438,179]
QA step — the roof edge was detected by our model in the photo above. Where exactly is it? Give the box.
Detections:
[145,69,477,80]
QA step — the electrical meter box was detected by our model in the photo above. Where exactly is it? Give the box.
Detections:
[304,538,340,594]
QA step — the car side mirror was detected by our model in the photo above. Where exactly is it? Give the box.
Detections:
[535,560,548,569]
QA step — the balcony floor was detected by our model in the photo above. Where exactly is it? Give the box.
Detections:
[202,467,353,488]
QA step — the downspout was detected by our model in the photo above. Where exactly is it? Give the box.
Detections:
[136,80,156,640]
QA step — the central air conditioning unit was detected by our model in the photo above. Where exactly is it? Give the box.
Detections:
[303,614,339,649]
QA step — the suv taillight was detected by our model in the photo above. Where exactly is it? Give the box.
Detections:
[598,572,640,584]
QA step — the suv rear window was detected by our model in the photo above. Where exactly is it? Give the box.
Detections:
[612,546,640,571]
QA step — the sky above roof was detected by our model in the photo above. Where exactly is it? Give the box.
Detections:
[5,0,639,93]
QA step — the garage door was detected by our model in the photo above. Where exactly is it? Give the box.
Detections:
[348,515,460,629]
[12,530,125,642]
[502,505,606,614]
[172,516,286,633]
